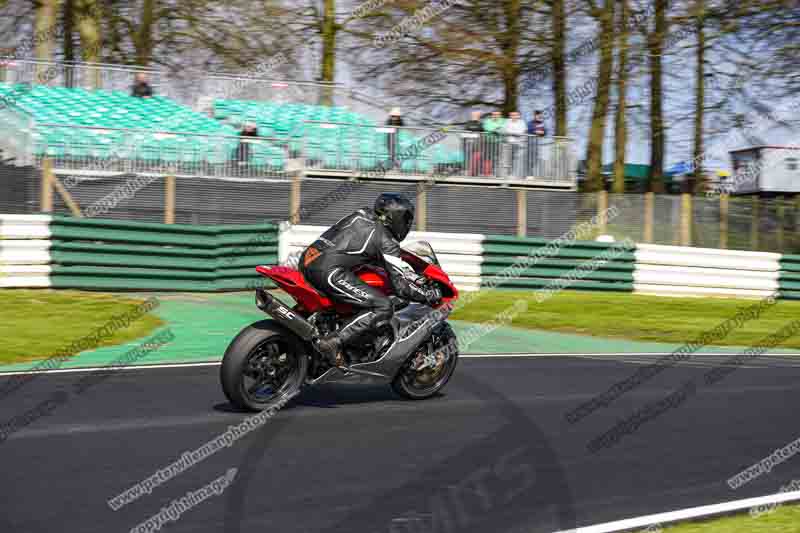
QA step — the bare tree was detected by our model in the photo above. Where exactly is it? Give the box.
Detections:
[583,0,615,192]
[646,0,667,193]
[550,0,568,136]
[34,0,61,81]
[347,0,550,120]
[690,0,705,193]
[612,0,629,193]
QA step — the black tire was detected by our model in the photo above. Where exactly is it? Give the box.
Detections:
[391,323,459,400]
[220,320,308,412]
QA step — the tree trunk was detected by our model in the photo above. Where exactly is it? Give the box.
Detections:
[585,0,615,192]
[135,0,155,66]
[647,0,667,193]
[63,0,75,86]
[612,0,629,193]
[551,0,567,136]
[692,0,706,193]
[34,0,60,83]
[75,0,101,88]
[501,0,522,113]
[319,0,337,105]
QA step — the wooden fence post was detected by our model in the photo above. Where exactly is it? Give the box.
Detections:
[643,191,654,243]
[416,181,427,232]
[290,173,302,225]
[516,189,527,237]
[719,193,729,249]
[777,198,785,251]
[597,190,608,234]
[51,175,82,217]
[680,192,692,246]
[164,176,176,224]
[40,158,54,212]
[751,196,760,250]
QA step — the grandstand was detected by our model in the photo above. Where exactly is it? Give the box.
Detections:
[0,60,576,187]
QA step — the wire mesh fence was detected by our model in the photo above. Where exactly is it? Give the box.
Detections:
[2,161,799,254]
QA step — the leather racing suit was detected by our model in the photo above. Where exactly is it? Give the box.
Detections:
[298,208,433,347]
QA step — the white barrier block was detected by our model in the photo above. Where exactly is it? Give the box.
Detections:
[0,276,51,288]
[0,265,51,276]
[636,243,781,272]
[634,283,774,299]
[0,214,52,239]
[0,249,51,265]
[634,266,780,291]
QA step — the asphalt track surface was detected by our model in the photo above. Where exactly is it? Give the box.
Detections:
[2,354,800,533]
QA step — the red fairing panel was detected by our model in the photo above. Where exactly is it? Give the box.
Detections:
[255,259,458,313]
[423,263,459,307]
[255,265,333,313]
[354,266,392,295]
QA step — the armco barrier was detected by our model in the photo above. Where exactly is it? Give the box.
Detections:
[279,223,485,291]
[4,213,800,300]
[47,217,279,291]
[480,235,635,292]
[634,243,780,299]
[779,254,800,300]
[0,214,52,287]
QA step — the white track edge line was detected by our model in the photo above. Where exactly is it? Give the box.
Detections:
[553,489,800,533]
[1,351,798,376]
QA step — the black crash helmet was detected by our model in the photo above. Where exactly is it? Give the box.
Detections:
[374,193,415,241]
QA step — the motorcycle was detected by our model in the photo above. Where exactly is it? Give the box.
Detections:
[220,240,460,411]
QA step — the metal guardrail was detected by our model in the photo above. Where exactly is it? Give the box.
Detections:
[30,123,291,179]
[0,59,458,133]
[0,59,387,119]
[22,120,575,184]
[301,121,575,185]
[0,58,163,95]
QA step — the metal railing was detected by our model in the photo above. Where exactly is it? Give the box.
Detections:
[0,103,34,166]
[30,123,291,179]
[21,119,575,184]
[301,121,575,185]
[0,59,392,120]
[0,58,164,95]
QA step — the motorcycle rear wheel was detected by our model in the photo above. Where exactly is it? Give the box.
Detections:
[220,320,308,412]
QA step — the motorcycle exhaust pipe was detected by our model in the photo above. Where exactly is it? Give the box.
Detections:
[255,288,317,341]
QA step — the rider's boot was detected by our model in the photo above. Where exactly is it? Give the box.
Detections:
[313,333,344,367]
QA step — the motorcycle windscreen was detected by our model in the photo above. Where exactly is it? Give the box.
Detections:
[400,240,440,267]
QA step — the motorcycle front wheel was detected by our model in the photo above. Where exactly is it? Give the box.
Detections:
[391,322,459,400]
[220,320,308,412]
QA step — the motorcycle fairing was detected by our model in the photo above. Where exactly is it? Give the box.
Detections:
[310,302,445,386]
[255,265,333,312]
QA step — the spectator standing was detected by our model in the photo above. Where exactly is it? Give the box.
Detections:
[504,111,527,178]
[482,111,505,177]
[131,73,154,98]
[386,108,405,166]
[235,123,258,164]
[463,111,485,176]
[527,110,547,137]
[527,110,547,176]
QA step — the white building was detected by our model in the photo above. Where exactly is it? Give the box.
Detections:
[724,146,800,195]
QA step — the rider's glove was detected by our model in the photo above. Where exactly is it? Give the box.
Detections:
[424,286,443,306]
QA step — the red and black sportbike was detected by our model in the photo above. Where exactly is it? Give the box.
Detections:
[220,241,460,411]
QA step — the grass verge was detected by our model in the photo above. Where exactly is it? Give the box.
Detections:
[0,289,164,365]
[451,290,800,349]
[661,503,800,532]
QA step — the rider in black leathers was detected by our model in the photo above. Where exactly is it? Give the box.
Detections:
[299,193,442,365]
